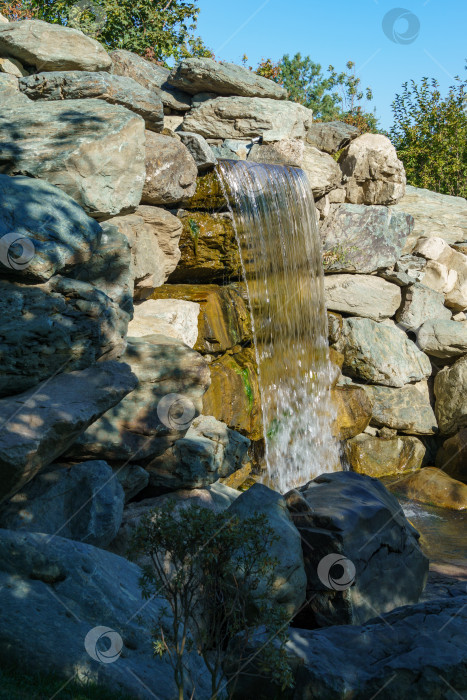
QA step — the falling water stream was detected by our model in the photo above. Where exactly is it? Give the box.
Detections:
[217,159,340,493]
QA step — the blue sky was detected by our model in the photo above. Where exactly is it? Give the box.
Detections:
[196,0,467,130]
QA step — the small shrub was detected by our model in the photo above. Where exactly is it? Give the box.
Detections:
[130,502,294,700]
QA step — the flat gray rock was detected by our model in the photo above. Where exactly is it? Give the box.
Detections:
[19,71,164,132]
[285,471,428,627]
[324,274,401,320]
[0,361,137,503]
[334,317,432,387]
[227,483,306,617]
[306,120,360,154]
[0,460,125,547]
[0,174,102,283]
[168,58,287,99]
[147,414,250,490]
[0,529,208,699]
[0,99,145,219]
[110,48,192,111]
[182,96,313,142]
[66,335,210,463]
[0,276,129,397]
[0,19,112,72]
[321,204,413,273]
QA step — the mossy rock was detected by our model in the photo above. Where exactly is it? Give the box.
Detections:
[183,170,227,210]
[169,210,241,283]
[331,384,372,440]
[203,346,263,441]
[151,283,252,354]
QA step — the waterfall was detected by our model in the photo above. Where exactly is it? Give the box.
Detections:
[217,159,340,493]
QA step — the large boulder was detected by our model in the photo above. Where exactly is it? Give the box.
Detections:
[321,204,413,273]
[105,206,182,296]
[147,415,250,490]
[168,58,287,99]
[0,174,102,283]
[0,530,208,699]
[324,274,401,320]
[0,362,137,503]
[0,460,125,547]
[395,281,451,331]
[0,20,112,71]
[182,96,313,142]
[128,298,200,347]
[285,472,428,627]
[248,139,342,198]
[141,131,197,206]
[169,210,241,283]
[0,276,129,397]
[436,429,467,482]
[345,433,426,478]
[393,185,467,252]
[231,595,467,699]
[202,347,263,441]
[334,317,431,387]
[226,484,306,617]
[417,318,467,358]
[151,284,252,354]
[19,71,164,132]
[66,335,210,463]
[0,99,146,218]
[70,223,134,316]
[357,381,437,435]
[390,467,467,511]
[110,48,192,111]
[434,354,467,434]
[306,121,360,154]
[339,133,406,205]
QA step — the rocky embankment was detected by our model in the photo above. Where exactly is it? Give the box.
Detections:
[0,16,466,699]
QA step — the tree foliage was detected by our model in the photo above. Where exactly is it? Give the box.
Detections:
[256,53,378,131]
[0,0,212,62]
[130,502,294,700]
[390,71,467,197]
